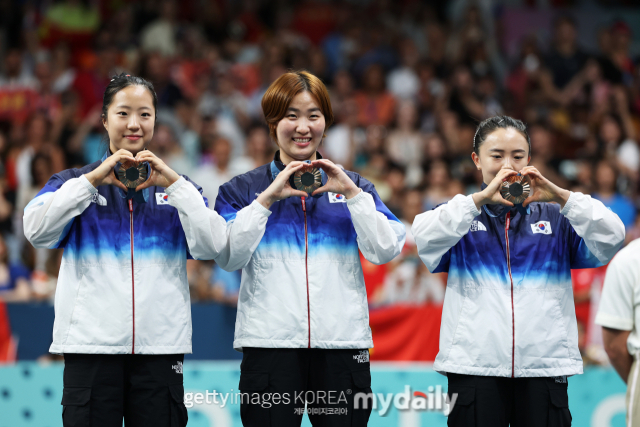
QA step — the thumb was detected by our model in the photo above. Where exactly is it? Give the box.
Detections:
[311,184,330,196]
[522,194,537,207]
[109,177,129,193]
[135,169,155,191]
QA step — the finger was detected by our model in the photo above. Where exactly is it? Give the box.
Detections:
[312,158,335,166]
[115,149,135,158]
[486,172,513,192]
[311,185,331,196]
[522,196,537,207]
[280,163,307,179]
[104,154,135,168]
[135,168,155,191]
[496,198,514,207]
[134,152,156,164]
[520,168,543,180]
[285,161,305,169]
[499,169,519,179]
[288,190,310,198]
[311,159,338,173]
[106,176,129,192]
[281,180,308,198]
[114,181,129,192]
[112,153,136,165]
[135,151,157,162]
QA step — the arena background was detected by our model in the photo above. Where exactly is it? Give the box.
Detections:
[0,0,639,426]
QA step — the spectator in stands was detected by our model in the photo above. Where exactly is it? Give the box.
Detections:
[353,63,397,127]
[0,234,31,303]
[593,159,636,228]
[545,16,589,91]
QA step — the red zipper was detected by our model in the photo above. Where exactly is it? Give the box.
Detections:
[505,212,514,378]
[301,196,310,348]
[129,199,135,355]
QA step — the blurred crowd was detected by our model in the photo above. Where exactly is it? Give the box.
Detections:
[0,0,639,363]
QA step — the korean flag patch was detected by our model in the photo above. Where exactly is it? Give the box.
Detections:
[531,221,552,235]
[156,193,170,205]
[328,192,347,203]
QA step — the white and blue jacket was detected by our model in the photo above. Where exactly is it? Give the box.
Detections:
[23,153,236,355]
[412,189,625,377]
[214,152,406,351]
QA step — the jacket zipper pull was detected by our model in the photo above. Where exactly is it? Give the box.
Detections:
[301,196,306,212]
[505,211,510,230]
[128,199,133,213]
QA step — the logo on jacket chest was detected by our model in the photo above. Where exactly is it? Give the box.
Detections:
[156,193,170,205]
[328,192,346,203]
[531,221,552,235]
[470,220,487,232]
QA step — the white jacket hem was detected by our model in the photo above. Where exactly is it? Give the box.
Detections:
[433,361,584,378]
[233,339,374,352]
[50,344,192,355]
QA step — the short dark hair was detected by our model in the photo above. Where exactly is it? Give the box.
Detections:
[473,115,531,156]
[101,73,158,123]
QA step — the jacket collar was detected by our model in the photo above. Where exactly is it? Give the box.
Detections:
[101,150,149,203]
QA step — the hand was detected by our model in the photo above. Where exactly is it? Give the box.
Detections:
[134,150,181,191]
[256,161,310,209]
[520,166,570,208]
[83,149,135,192]
[309,159,360,199]
[471,168,519,210]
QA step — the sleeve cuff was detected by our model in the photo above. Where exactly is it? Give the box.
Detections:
[250,199,272,217]
[594,313,634,331]
[560,192,577,216]
[464,195,482,217]
[345,188,365,206]
[79,175,98,195]
[165,176,186,195]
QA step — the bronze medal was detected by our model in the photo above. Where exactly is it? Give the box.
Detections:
[500,174,531,205]
[292,167,322,194]
[117,161,148,189]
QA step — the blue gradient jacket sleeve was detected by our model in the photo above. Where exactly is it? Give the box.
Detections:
[347,176,406,265]
[412,194,481,273]
[560,192,625,267]
[212,177,272,272]
[166,176,233,261]
[24,174,97,249]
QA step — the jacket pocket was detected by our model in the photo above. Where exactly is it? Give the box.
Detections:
[447,386,475,426]
[350,370,372,426]
[548,387,571,426]
[61,387,91,427]
[238,371,270,427]
[351,370,371,390]
[239,371,269,391]
[168,384,188,427]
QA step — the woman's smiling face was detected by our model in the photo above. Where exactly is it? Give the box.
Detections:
[103,85,155,155]
[275,91,326,164]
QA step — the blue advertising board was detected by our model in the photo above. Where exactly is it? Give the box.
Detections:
[0,362,628,427]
